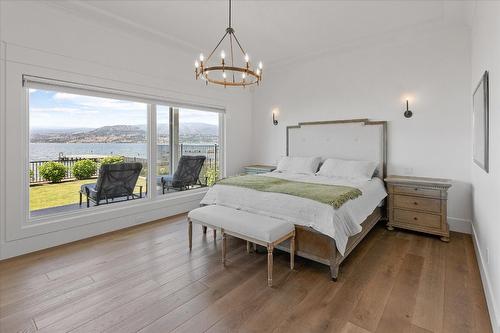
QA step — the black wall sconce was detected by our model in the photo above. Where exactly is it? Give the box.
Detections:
[272,109,279,126]
[404,100,413,118]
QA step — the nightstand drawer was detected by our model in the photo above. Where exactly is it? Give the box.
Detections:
[393,195,441,213]
[394,209,441,229]
[393,185,441,198]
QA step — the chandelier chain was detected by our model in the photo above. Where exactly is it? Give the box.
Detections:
[229,33,235,82]
[206,31,228,63]
[228,0,232,28]
[231,32,246,55]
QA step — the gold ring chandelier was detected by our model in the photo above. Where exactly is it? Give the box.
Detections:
[195,0,263,88]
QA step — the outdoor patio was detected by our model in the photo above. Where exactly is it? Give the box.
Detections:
[29,177,148,216]
[28,144,219,218]
[29,177,208,217]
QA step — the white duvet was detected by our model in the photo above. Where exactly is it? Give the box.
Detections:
[200,172,387,255]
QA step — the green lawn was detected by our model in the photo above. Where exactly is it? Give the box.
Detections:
[30,177,148,211]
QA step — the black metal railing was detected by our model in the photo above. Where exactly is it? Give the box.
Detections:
[180,143,219,185]
[29,144,219,184]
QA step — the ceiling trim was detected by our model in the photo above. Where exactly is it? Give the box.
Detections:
[42,0,471,73]
[266,18,469,72]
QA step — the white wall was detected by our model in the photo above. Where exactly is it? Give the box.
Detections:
[252,23,473,233]
[470,1,500,330]
[0,1,253,259]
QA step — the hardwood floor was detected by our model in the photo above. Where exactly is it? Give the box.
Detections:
[0,214,492,333]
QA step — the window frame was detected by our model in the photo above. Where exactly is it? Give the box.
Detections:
[24,75,225,222]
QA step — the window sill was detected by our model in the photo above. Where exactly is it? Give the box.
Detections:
[12,187,210,242]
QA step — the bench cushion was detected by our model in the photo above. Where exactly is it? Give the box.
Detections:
[188,205,294,243]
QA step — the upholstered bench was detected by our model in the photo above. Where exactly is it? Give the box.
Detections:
[187,205,295,287]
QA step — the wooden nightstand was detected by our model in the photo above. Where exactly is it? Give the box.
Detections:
[244,164,276,175]
[385,176,452,242]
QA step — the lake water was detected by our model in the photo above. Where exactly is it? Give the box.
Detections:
[30,143,148,161]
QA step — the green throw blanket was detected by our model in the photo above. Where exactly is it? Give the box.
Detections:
[217,175,362,209]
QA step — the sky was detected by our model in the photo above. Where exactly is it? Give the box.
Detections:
[29,89,219,129]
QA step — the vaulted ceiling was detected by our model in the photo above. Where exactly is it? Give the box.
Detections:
[54,1,472,67]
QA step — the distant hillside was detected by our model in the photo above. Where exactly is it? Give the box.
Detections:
[180,122,218,136]
[88,125,141,135]
[30,127,94,135]
[30,123,218,144]
[148,123,218,136]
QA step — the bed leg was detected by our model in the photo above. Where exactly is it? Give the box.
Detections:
[330,263,339,281]
[246,241,251,253]
[213,229,217,241]
[202,226,207,234]
[290,233,295,270]
[328,238,340,281]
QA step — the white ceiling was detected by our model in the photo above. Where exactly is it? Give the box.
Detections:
[55,0,471,67]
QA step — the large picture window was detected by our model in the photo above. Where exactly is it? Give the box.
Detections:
[26,79,223,219]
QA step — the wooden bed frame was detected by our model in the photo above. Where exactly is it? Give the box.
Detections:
[275,206,383,280]
[275,119,388,281]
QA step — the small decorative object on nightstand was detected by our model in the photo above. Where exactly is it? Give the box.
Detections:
[244,164,276,175]
[385,175,452,242]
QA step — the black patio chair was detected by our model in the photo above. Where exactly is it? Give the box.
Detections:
[79,162,143,207]
[157,155,206,194]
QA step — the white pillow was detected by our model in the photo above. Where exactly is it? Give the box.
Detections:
[316,158,377,180]
[276,156,321,175]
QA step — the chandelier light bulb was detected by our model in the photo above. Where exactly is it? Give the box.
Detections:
[222,72,227,79]
[258,61,263,69]
[256,69,261,76]
[199,53,204,62]
[221,50,226,59]
[244,54,249,62]
[242,72,246,79]
[195,61,199,68]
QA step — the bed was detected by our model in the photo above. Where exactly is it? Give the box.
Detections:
[201,119,388,280]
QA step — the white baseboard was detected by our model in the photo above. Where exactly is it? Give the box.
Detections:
[448,217,472,234]
[472,224,499,333]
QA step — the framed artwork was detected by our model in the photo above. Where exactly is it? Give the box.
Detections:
[473,71,489,172]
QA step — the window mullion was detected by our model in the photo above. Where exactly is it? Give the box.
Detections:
[148,104,157,200]
[170,108,180,175]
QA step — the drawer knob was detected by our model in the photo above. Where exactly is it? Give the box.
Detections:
[414,217,418,221]
[414,188,419,191]
[414,202,418,205]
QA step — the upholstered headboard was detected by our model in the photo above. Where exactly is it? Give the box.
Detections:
[286,119,387,179]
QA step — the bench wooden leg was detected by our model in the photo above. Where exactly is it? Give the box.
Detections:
[222,230,227,266]
[246,241,251,253]
[290,234,295,270]
[188,220,193,251]
[267,244,274,287]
